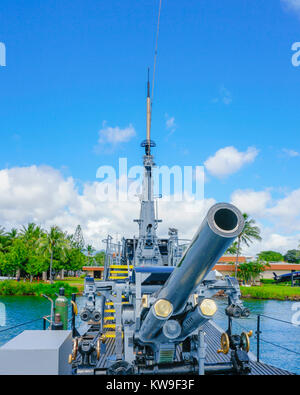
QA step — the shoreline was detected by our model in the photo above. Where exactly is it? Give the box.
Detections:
[240,284,300,301]
[1,280,300,301]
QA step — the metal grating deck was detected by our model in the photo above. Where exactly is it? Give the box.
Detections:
[96,320,294,375]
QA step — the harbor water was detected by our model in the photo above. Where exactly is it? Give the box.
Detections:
[0,296,299,374]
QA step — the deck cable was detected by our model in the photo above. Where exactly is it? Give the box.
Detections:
[259,314,299,326]
[0,316,44,333]
[259,337,300,356]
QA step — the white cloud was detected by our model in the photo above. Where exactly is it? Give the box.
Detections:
[267,189,300,232]
[1,165,300,256]
[204,146,259,178]
[229,187,300,255]
[281,0,300,16]
[212,86,232,105]
[165,114,177,135]
[0,166,75,224]
[96,123,136,150]
[231,189,271,217]
[242,227,300,257]
[0,165,215,249]
[282,148,300,158]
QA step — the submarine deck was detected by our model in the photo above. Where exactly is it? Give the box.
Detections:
[96,321,294,375]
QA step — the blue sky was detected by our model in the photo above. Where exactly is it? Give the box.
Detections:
[0,0,300,254]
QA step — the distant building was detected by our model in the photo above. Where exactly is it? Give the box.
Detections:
[82,266,104,279]
[213,259,300,279]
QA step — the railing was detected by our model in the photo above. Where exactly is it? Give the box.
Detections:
[0,293,78,338]
[215,307,300,373]
[0,316,46,334]
[255,314,300,363]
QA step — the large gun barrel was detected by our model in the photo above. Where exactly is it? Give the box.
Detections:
[139,203,244,343]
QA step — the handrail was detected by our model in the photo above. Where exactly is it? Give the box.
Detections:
[215,308,300,367]
[259,314,299,327]
[0,317,45,333]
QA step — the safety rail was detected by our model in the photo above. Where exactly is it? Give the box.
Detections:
[0,293,78,338]
[215,307,300,373]
[0,316,46,334]
[255,313,300,364]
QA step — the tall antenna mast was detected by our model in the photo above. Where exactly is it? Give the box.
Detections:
[142,69,156,156]
[146,68,151,145]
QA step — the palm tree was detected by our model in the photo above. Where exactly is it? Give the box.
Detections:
[20,223,43,245]
[226,241,238,256]
[7,228,18,240]
[6,228,18,248]
[235,213,262,278]
[39,226,69,283]
[85,244,96,266]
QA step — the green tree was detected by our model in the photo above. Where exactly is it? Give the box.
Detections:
[25,254,48,280]
[63,248,86,273]
[235,213,262,278]
[237,261,270,285]
[258,251,284,262]
[284,250,300,264]
[0,238,28,277]
[94,251,105,266]
[72,225,85,250]
[7,228,18,241]
[21,223,43,240]
[85,244,96,266]
[0,227,9,253]
[226,241,239,255]
[39,226,70,283]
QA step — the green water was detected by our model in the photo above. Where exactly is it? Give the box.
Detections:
[0,296,299,374]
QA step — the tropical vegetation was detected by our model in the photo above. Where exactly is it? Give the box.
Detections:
[241,283,300,301]
[234,213,262,277]
[0,223,105,281]
[0,280,78,297]
[257,251,284,262]
[236,261,270,285]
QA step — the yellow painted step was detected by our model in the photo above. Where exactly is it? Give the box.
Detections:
[105,331,124,339]
[109,276,128,280]
[105,301,130,306]
[105,309,116,313]
[104,316,115,321]
[110,265,133,269]
[103,324,116,329]
[109,270,129,274]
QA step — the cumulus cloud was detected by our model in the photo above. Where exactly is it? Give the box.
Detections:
[0,166,75,223]
[267,189,300,232]
[165,114,177,135]
[95,123,136,151]
[242,227,300,257]
[231,187,300,233]
[281,0,300,16]
[1,165,300,256]
[231,189,271,217]
[204,146,259,178]
[282,148,300,158]
[229,187,300,256]
[0,165,216,249]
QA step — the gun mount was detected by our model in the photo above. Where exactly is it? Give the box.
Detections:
[138,203,244,343]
